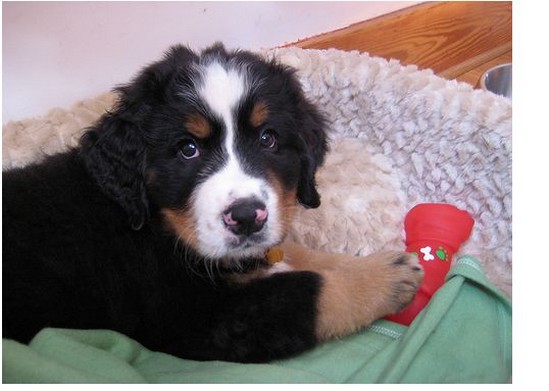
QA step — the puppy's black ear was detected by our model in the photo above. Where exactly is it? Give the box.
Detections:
[296,100,328,209]
[80,45,198,230]
[80,107,149,230]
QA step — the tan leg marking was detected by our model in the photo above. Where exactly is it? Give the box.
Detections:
[279,240,423,340]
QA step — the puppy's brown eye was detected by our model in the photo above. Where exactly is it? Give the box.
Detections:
[259,130,277,150]
[179,140,200,159]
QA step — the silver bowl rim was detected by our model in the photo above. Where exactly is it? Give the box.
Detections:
[479,62,512,91]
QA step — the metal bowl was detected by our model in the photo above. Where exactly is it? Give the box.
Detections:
[479,63,512,99]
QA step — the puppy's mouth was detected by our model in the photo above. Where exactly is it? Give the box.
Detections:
[226,231,268,249]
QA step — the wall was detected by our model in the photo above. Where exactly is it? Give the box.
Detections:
[2,1,418,123]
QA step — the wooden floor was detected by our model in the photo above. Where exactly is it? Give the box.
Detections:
[289,1,512,88]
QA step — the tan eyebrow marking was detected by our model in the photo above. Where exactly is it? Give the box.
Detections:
[185,113,211,139]
[250,101,269,128]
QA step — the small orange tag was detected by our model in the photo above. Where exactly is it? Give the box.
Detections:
[265,247,284,264]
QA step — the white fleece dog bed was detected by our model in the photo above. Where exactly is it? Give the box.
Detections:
[2,47,512,297]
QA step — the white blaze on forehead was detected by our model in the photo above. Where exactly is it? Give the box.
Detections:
[199,62,245,124]
[199,61,244,172]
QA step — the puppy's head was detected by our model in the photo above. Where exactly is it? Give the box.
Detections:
[81,43,327,260]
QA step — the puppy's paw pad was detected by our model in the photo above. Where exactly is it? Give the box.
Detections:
[387,252,423,312]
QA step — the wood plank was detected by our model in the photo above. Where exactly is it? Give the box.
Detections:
[455,50,512,86]
[292,1,512,75]
[438,41,511,80]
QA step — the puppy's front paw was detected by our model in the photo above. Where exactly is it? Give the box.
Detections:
[315,251,423,340]
[376,252,424,315]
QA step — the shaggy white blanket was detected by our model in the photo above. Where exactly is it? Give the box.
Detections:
[2,48,512,297]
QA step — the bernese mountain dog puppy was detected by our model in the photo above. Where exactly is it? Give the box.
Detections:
[3,43,423,363]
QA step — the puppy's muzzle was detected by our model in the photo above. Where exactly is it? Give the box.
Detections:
[223,198,268,237]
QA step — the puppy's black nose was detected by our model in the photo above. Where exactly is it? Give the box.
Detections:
[223,198,268,236]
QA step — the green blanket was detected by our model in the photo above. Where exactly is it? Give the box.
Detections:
[3,256,511,383]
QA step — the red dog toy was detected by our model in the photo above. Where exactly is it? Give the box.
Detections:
[385,203,474,326]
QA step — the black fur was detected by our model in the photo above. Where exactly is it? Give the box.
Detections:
[2,44,328,363]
